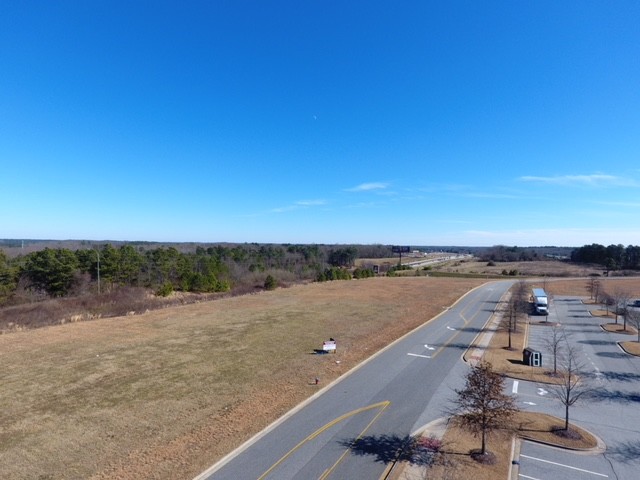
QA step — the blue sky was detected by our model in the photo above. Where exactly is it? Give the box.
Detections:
[1,1,639,247]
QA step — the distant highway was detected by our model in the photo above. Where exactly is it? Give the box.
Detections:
[196,280,513,480]
[404,253,472,269]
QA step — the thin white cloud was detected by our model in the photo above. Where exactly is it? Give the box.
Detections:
[345,201,386,209]
[270,199,327,213]
[462,192,521,199]
[345,182,389,192]
[593,200,640,208]
[295,199,327,206]
[416,184,522,200]
[270,205,299,213]
[519,174,638,187]
[416,183,470,193]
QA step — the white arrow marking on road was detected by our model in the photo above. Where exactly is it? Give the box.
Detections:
[447,326,456,331]
[523,401,537,406]
[407,353,431,359]
[537,388,548,396]
[424,344,435,350]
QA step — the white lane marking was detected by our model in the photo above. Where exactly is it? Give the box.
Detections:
[519,475,541,480]
[519,454,608,477]
[512,380,519,394]
[407,353,431,359]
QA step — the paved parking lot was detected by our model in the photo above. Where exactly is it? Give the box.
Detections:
[512,295,640,480]
[518,441,612,480]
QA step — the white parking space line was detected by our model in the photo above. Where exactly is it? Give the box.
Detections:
[519,475,541,480]
[512,380,519,394]
[407,353,430,359]
[520,454,608,477]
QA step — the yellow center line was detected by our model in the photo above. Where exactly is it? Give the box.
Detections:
[258,401,391,480]
[318,401,390,480]
[430,293,489,359]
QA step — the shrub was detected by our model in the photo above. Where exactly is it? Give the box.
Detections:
[411,435,443,466]
[316,267,352,282]
[353,268,374,279]
[156,282,174,297]
[264,275,277,290]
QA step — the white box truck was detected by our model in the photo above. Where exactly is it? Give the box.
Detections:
[532,288,548,315]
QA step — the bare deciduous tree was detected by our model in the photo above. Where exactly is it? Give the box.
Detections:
[501,282,530,350]
[543,324,565,376]
[610,287,631,327]
[500,296,518,350]
[515,280,532,322]
[586,276,600,301]
[548,341,593,432]
[626,308,640,343]
[452,362,519,457]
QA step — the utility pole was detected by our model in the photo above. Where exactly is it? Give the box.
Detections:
[96,248,101,295]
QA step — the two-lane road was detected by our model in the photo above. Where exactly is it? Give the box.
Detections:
[197,280,513,480]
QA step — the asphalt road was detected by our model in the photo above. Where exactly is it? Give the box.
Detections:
[196,280,513,480]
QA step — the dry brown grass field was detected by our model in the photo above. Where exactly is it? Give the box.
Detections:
[0,276,486,480]
[3,273,639,480]
[431,259,607,277]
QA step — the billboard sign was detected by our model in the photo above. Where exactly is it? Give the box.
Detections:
[392,246,410,253]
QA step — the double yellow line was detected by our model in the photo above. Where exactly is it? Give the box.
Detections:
[258,401,391,480]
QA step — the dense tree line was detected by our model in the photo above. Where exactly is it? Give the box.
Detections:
[476,245,539,262]
[0,243,328,304]
[571,243,640,271]
[0,243,398,306]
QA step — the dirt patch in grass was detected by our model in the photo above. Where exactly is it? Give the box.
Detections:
[0,276,487,480]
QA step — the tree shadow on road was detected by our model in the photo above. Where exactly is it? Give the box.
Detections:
[340,434,414,464]
[607,440,640,464]
[593,371,640,382]
[456,326,483,334]
[578,339,617,346]
[587,389,640,404]
[596,351,628,359]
